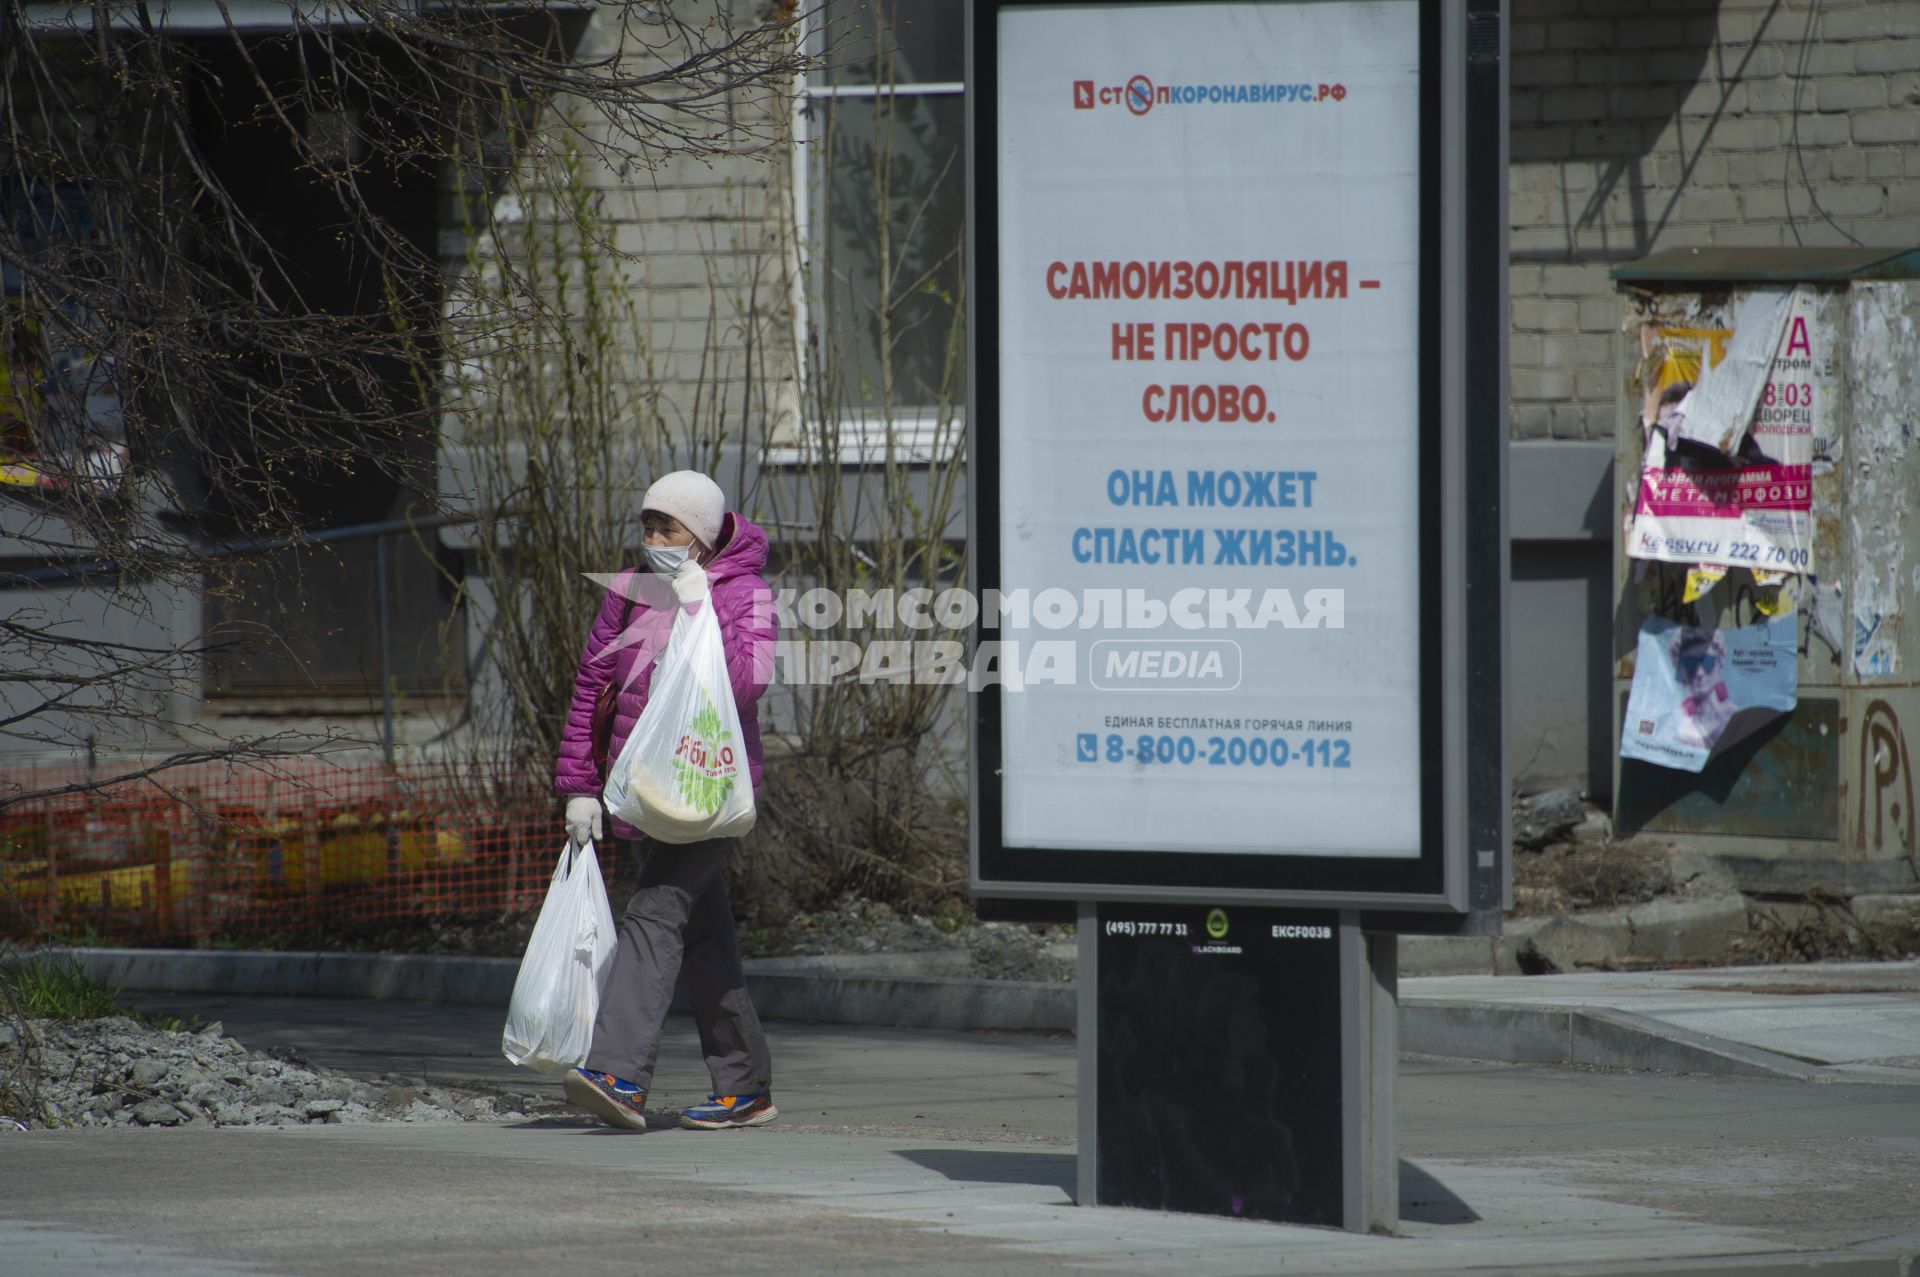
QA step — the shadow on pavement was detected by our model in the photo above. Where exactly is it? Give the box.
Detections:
[896,1150,1478,1226]
[895,1148,1076,1196]
[1400,1161,1479,1225]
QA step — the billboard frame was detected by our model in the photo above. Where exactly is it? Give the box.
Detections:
[967,0,1491,912]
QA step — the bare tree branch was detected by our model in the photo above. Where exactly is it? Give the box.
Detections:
[1,0,811,807]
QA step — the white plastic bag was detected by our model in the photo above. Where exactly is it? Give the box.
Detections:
[602,601,757,843]
[501,839,617,1073]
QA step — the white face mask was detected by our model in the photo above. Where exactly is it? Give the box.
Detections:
[645,543,692,576]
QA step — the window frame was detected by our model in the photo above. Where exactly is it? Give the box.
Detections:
[784,8,967,466]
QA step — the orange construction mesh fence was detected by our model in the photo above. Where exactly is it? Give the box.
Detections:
[0,759,568,946]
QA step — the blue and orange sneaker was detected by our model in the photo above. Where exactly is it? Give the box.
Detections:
[564,1068,648,1130]
[678,1093,778,1130]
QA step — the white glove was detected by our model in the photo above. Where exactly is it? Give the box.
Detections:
[564,796,603,849]
[671,559,711,610]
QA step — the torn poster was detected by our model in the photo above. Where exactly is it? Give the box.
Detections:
[1620,614,1799,774]
[1851,566,1901,677]
[1752,575,1796,618]
[1808,575,1847,659]
[1682,563,1726,604]
[1663,287,1795,455]
[1747,289,1837,463]
[1628,288,1835,572]
[1628,429,1812,572]
[1641,323,1729,407]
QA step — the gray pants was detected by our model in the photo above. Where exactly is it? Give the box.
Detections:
[584,836,772,1096]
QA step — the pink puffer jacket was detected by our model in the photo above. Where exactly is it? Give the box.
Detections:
[553,512,777,839]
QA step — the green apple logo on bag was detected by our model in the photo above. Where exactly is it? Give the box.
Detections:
[671,689,739,814]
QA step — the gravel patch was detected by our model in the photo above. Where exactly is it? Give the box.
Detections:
[0,1015,533,1132]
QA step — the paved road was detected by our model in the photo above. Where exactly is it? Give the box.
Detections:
[0,992,1915,1275]
[121,991,1080,1144]
[104,990,1920,1152]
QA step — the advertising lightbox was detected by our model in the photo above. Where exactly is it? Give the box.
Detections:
[970,0,1475,908]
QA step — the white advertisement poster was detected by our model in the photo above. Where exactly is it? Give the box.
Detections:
[1618,614,1799,774]
[995,1,1422,857]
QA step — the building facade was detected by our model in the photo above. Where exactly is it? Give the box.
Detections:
[9,0,1920,817]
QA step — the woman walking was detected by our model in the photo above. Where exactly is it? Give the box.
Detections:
[552,470,778,1131]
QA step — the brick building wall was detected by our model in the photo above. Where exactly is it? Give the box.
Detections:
[601,149,796,448]
[1508,0,1920,442]
[560,1,799,455]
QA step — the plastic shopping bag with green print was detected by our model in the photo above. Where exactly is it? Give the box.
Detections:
[602,600,756,843]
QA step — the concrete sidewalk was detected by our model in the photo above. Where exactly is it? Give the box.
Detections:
[1404,963,1920,1084]
[6,1122,1918,1277]
[7,993,1920,1277]
[41,945,1920,1085]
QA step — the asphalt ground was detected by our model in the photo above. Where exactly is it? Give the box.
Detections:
[124,991,1080,1145]
[42,952,1920,1083]
[2,992,1916,1276]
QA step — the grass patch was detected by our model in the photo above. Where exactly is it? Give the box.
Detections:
[931,898,973,935]
[0,953,197,1030]
[3,954,124,1020]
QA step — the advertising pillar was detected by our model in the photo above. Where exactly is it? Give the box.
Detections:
[968,0,1502,1231]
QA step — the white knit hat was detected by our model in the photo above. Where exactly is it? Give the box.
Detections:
[641,470,726,548]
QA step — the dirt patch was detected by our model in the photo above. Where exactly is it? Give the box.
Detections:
[1727,891,1920,965]
[1512,841,1672,915]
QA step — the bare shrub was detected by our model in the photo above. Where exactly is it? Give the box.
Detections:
[1734,888,1915,964]
[1514,840,1672,913]
[731,743,966,926]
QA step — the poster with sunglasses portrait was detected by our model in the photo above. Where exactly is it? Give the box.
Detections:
[1620,613,1799,773]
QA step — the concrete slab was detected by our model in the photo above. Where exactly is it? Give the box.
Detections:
[1402,961,1920,1079]
[3,992,1905,1274]
[0,1222,291,1277]
[2,1115,1916,1277]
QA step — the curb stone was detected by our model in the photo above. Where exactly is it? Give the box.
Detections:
[39,946,1071,1034]
[1398,897,1752,976]
[1624,895,1751,963]
[1502,896,1752,972]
